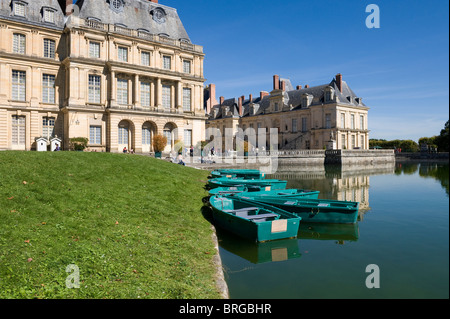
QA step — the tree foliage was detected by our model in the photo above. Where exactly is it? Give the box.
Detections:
[69,137,89,151]
[418,120,449,152]
[369,139,419,152]
[435,121,449,152]
[152,135,167,152]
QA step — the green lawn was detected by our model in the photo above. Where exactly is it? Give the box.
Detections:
[0,151,220,299]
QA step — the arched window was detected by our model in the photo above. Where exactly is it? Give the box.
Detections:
[118,121,130,145]
[142,122,156,146]
[163,123,177,150]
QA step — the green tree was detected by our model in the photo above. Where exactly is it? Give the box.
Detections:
[435,120,449,152]
[398,140,419,152]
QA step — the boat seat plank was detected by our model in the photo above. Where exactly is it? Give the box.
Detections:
[224,207,259,213]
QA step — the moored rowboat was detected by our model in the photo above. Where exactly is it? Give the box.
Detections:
[208,177,287,191]
[209,196,301,242]
[210,169,265,180]
[236,196,359,224]
[231,188,320,200]
[209,186,249,195]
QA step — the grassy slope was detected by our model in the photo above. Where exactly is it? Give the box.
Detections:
[0,151,219,299]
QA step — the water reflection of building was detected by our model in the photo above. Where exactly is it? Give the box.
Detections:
[269,165,395,221]
[335,175,370,216]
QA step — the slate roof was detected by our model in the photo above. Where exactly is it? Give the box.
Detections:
[0,0,66,29]
[74,0,190,42]
[209,76,368,120]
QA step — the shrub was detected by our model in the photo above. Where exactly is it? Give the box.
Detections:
[70,137,89,151]
[153,135,168,153]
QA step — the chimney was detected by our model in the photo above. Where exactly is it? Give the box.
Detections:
[65,0,74,16]
[281,80,286,91]
[220,96,224,105]
[273,75,280,90]
[249,94,253,102]
[336,73,343,92]
[305,84,310,89]
[150,0,159,3]
[238,97,243,117]
[260,91,269,100]
[296,85,302,90]
[207,84,218,115]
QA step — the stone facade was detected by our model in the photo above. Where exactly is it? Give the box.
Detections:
[0,0,206,153]
[206,74,370,152]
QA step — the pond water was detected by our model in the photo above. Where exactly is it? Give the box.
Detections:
[216,162,449,299]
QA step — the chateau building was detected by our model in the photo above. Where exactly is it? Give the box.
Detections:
[0,0,206,153]
[206,74,370,151]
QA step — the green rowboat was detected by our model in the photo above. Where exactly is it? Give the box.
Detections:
[208,177,287,191]
[237,196,359,224]
[209,196,301,242]
[232,188,320,200]
[209,186,249,195]
[210,169,266,180]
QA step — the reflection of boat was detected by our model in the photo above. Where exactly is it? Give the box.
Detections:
[298,223,360,242]
[209,177,287,191]
[217,228,301,264]
[211,169,265,180]
[209,195,301,242]
[231,188,321,200]
[236,196,359,224]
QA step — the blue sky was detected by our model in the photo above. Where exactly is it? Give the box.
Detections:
[161,0,449,142]
[74,0,449,141]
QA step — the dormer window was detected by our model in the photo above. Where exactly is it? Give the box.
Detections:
[250,104,259,116]
[151,7,167,24]
[324,86,335,102]
[13,1,27,17]
[110,0,124,13]
[302,94,313,108]
[41,7,56,23]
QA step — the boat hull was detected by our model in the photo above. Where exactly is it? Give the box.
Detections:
[233,189,320,200]
[209,196,301,242]
[211,169,265,180]
[209,186,248,195]
[238,197,359,224]
[209,177,287,191]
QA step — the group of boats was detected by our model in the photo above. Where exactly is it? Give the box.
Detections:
[207,169,360,242]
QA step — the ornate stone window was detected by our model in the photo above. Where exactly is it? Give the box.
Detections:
[151,7,167,24]
[109,0,124,13]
